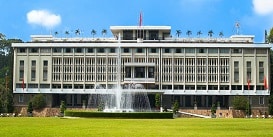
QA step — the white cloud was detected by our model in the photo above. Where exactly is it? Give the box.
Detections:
[27,10,61,29]
[253,0,273,15]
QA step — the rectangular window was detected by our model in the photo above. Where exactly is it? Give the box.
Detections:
[234,61,239,82]
[259,96,264,105]
[97,48,105,53]
[53,48,62,53]
[44,60,48,66]
[150,48,157,53]
[19,70,24,80]
[19,60,24,81]
[18,48,26,53]
[135,67,145,78]
[148,67,154,78]
[20,60,24,67]
[40,48,51,53]
[123,48,130,53]
[75,48,83,53]
[19,95,24,103]
[164,48,170,53]
[87,48,93,53]
[185,48,195,53]
[43,70,48,81]
[64,48,73,53]
[32,60,36,67]
[198,48,207,53]
[259,62,264,83]
[136,48,143,53]
[208,48,218,53]
[231,48,242,53]
[31,60,36,81]
[109,48,116,53]
[31,70,36,81]
[175,48,183,53]
[125,67,131,78]
[29,48,38,53]
[246,61,251,80]
[220,48,230,53]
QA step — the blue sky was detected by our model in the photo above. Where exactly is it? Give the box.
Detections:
[1,0,273,42]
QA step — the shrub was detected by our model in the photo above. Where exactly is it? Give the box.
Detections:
[60,100,66,114]
[245,102,252,116]
[64,111,173,119]
[211,103,216,115]
[31,94,46,110]
[155,93,161,109]
[172,100,179,114]
[27,101,33,113]
[232,96,248,110]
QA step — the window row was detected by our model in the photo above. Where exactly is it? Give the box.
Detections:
[17,47,267,54]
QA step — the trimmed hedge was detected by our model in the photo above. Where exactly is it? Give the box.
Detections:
[64,110,173,119]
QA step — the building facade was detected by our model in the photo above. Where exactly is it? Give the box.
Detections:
[12,26,271,111]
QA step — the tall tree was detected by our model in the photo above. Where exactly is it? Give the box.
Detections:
[91,29,96,38]
[54,31,58,36]
[176,30,182,38]
[208,30,214,38]
[186,30,192,37]
[75,29,81,36]
[267,27,273,43]
[64,31,70,38]
[0,36,23,113]
[197,31,202,37]
[219,31,224,38]
[101,29,107,37]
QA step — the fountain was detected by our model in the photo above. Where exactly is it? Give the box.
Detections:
[87,34,151,112]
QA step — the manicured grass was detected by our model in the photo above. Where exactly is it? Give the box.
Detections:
[0,117,273,137]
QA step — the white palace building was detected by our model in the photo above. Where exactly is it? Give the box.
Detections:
[12,25,271,110]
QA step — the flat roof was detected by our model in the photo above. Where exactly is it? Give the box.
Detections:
[12,42,272,48]
[110,26,171,30]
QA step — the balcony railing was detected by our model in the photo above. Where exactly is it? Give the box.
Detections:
[124,78,155,83]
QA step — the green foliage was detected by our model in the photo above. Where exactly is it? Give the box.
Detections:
[60,100,66,114]
[97,102,104,111]
[211,103,216,114]
[31,94,46,110]
[27,101,33,113]
[268,95,273,115]
[232,96,248,110]
[155,93,161,109]
[0,85,13,113]
[245,101,252,116]
[267,28,273,43]
[172,100,179,114]
[64,110,173,119]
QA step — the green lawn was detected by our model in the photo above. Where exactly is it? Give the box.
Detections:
[0,117,273,137]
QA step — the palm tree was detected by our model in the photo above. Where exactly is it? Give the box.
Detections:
[197,31,202,37]
[91,29,96,38]
[101,29,107,37]
[65,31,70,38]
[75,29,81,36]
[54,31,58,37]
[0,33,6,40]
[208,30,214,38]
[186,30,192,37]
[219,31,224,38]
[176,30,182,38]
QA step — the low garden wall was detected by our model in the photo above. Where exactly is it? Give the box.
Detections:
[65,110,173,119]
